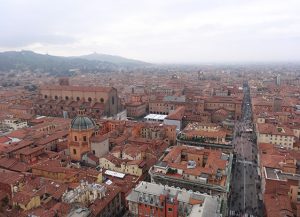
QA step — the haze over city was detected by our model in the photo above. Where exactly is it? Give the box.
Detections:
[0,1,300,217]
[1,0,300,63]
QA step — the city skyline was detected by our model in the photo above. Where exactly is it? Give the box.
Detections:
[1,0,300,63]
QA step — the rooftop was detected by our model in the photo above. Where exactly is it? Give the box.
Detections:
[144,114,168,121]
[126,181,221,217]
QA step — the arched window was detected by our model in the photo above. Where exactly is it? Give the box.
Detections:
[44,95,47,99]
[55,96,58,100]
[76,97,80,101]
[65,96,69,100]
[88,97,92,102]
[100,98,104,103]
[112,96,115,105]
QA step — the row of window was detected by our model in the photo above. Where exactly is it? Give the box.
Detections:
[44,95,105,103]
[271,142,292,148]
[206,103,235,107]
[141,204,173,212]
[265,134,293,141]
[74,135,87,142]
[38,105,100,113]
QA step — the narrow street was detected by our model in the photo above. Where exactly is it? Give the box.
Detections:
[228,82,262,217]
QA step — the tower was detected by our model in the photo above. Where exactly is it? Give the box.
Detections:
[276,74,281,86]
[273,97,283,112]
[68,108,96,161]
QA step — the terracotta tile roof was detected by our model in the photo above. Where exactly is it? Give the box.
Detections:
[12,191,34,205]
[0,157,30,172]
[103,154,126,166]
[0,136,11,143]
[87,152,99,163]
[162,146,227,177]
[257,123,294,136]
[16,146,44,156]
[260,154,285,169]
[90,185,121,216]
[90,134,108,143]
[184,129,227,138]
[5,140,34,153]
[0,168,24,185]
[264,194,293,217]
[6,129,28,139]
[166,106,185,120]
[36,130,68,146]
[50,202,72,216]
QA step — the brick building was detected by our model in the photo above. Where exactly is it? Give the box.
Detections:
[34,85,121,119]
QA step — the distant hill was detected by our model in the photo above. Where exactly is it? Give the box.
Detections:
[78,52,148,65]
[0,50,149,75]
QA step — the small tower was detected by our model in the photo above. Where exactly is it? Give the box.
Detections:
[68,107,96,161]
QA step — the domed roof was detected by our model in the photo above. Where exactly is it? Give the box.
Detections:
[70,116,96,130]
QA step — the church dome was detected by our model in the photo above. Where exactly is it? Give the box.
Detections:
[70,106,96,130]
[70,116,96,130]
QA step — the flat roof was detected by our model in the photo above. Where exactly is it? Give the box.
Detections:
[264,167,300,181]
[144,114,167,120]
[104,170,125,179]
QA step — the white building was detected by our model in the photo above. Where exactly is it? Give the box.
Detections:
[62,181,106,205]
[3,118,28,130]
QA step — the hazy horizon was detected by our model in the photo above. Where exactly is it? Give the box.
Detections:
[1,0,300,63]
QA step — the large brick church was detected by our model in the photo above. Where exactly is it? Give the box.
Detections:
[34,81,121,119]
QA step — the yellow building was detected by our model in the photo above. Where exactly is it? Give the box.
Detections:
[256,123,295,149]
[99,154,145,177]
[13,193,40,211]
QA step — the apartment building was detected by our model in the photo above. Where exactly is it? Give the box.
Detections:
[256,123,295,149]
[149,146,232,198]
[126,181,221,217]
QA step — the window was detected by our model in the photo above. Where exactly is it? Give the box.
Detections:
[74,136,77,141]
[76,97,80,101]
[73,149,77,154]
[39,105,42,108]
[44,95,48,99]
[55,95,58,100]
[50,105,52,109]
[61,106,63,110]
[88,97,92,102]
[112,96,115,105]
[100,98,104,103]
[168,208,173,212]
[93,150,95,155]
[83,136,87,142]
[72,107,75,111]
[65,96,69,100]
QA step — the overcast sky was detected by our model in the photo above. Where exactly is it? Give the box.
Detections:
[0,0,300,63]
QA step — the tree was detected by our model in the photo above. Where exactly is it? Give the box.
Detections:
[167,168,177,174]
